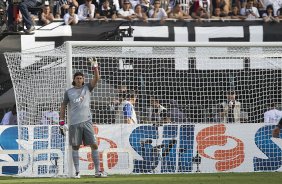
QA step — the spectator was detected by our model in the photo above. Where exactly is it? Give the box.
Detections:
[95,0,117,20]
[240,0,260,19]
[134,4,148,22]
[264,103,282,124]
[96,0,120,11]
[256,0,266,17]
[1,104,17,125]
[115,91,138,124]
[168,1,192,20]
[147,95,170,123]
[40,4,54,25]
[236,0,247,10]
[159,0,175,14]
[168,100,187,124]
[117,0,137,20]
[105,84,128,124]
[78,0,95,20]
[212,0,230,15]
[228,5,246,19]
[201,0,212,16]
[219,90,241,123]
[211,7,227,19]
[53,0,79,18]
[139,0,150,13]
[64,4,79,25]
[262,4,279,23]
[190,0,210,20]
[148,0,167,24]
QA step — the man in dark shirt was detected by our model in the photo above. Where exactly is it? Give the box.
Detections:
[95,0,117,20]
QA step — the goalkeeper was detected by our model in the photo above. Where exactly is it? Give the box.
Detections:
[59,58,106,178]
[273,118,282,138]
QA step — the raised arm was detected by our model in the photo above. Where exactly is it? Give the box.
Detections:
[89,58,100,89]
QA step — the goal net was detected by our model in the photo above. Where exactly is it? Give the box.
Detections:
[4,41,282,177]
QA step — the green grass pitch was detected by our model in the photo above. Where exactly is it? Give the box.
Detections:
[0,172,281,184]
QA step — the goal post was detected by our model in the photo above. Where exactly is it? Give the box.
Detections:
[4,41,282,177]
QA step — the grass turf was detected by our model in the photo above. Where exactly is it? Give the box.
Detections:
[0,172,281,184]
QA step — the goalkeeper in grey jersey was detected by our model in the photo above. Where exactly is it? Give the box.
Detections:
[59,58,106,178]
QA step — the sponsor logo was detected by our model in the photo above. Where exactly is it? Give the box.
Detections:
[196,124,244,171]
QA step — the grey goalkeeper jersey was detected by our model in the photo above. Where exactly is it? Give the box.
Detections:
[63,83,94,125]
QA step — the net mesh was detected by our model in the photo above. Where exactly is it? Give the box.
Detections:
[4,43,282,176]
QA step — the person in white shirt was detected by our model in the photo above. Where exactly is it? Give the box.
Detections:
[264,103,282,124]
[148,0,167,23]
[64,4,79,25]
[117,0,137,20]
[78,0,95,20]
[240,0,260,19]
[1,105,17,125]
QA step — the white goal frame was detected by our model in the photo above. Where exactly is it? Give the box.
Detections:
[65,41,282,176]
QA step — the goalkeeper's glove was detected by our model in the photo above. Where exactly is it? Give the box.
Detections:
[89,58,98,71]
[59,120,68,136]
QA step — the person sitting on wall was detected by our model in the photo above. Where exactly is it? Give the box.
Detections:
[1,104,17,125]
[7,0,38,33]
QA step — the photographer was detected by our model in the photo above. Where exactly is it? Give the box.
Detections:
[219,90,241,124]
[240,0,259,19]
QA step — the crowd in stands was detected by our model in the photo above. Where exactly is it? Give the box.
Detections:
[1,0,282,32]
